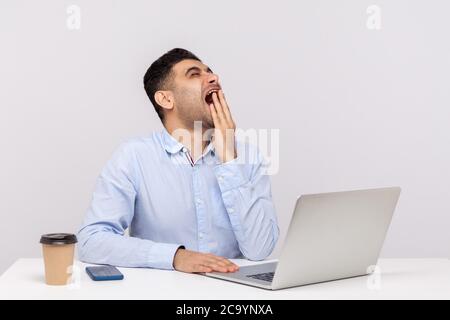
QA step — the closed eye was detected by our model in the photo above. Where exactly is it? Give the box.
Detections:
[185,66,213,78]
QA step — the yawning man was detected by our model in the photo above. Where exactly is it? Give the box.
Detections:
[77,48,279,273]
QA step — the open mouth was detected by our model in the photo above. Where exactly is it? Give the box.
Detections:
[204,88,220,105]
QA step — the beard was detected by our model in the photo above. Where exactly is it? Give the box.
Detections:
[174,89,214,129]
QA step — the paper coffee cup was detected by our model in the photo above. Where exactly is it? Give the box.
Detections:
[40,233,77,286]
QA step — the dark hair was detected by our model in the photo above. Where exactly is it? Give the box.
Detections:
[143,48,201,122]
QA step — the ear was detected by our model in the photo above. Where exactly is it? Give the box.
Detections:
[154,90,174,111]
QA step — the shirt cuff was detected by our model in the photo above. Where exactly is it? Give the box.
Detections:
[213,156,249,192]
[148,243,184,270]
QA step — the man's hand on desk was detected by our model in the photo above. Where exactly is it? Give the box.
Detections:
[173,248,239,273]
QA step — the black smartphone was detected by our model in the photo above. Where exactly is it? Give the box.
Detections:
[85,265,124,281]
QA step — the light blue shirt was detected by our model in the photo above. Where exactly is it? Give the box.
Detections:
[77,128,279,270]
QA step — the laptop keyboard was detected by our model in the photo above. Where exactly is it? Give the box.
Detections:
[246,272,275,282]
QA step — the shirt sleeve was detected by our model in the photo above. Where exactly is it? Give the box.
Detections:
[77,141,183,270]
[213,143,280,261]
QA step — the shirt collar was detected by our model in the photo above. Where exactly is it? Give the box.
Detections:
[161,128,216,156]
[161,128,184,154]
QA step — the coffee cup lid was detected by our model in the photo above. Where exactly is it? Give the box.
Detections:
[40,233,77,245]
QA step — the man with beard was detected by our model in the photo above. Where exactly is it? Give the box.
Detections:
[78,48,279,273]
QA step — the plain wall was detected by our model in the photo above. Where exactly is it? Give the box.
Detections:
[1,0,449,274]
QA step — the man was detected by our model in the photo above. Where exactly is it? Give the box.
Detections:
[77,48,279,273]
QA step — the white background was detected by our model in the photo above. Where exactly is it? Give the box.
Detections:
[1,0,449,274]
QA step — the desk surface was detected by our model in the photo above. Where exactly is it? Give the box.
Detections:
[0,258,449,300]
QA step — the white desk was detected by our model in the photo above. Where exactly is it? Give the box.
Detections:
[0,258,449,300]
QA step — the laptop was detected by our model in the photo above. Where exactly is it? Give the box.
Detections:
[205,187,401,290]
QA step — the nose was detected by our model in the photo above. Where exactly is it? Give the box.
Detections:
[207,72,219,84]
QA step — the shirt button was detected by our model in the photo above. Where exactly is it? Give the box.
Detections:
[228,208,234,214]
[199,233,204,239]
[196,198,202,204]
[182,147,187,153]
